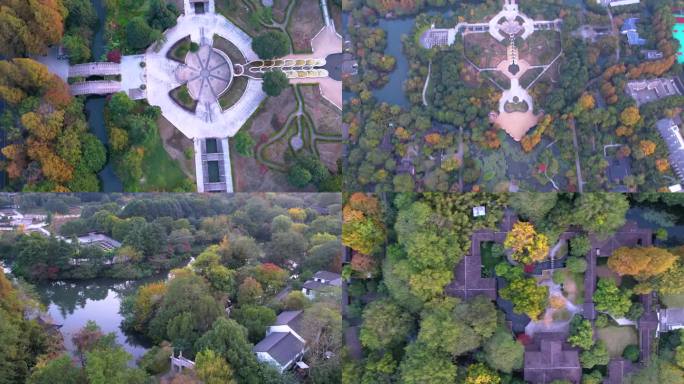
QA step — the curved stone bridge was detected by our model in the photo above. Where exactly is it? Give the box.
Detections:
[68,62,121,78]
[70,81,122,96]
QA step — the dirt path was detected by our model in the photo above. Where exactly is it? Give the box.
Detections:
[157,116,196,180]
[569,117,584,193]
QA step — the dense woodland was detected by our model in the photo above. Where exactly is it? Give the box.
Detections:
[342,193,684,383]
[0,0,193,192]
[0,59,106,191]
[344,0,684,193]
[0,193,342,384]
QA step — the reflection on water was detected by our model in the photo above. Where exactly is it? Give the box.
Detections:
[627,207,684,247]
[36,276,163,364]
[372,17,415,108]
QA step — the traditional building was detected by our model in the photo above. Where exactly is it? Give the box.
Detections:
[301,271,342,299]
[523,333,582,384]
[253,310,307,372]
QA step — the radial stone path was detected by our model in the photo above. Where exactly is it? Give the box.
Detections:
[178,45,233,103]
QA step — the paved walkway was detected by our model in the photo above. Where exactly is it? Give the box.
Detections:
[68,62,120,77]
[283,26,343,109]
[70,81,122,95]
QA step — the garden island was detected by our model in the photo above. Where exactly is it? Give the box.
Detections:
[342,192,684,384]
[0,0,343,193]
[343,0,684,193]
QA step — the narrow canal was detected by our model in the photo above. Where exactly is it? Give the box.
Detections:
[85,0,123,192]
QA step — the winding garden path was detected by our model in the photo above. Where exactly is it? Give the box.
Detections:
[256,85,342,170]
[422,60,431,106]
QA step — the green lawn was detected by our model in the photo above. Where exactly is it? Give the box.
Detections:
[213,35,246,64]
[561,270,585,305]
[139,133,192,192]
[662,292,684,308]
[170,85,197,112]
[219,76,248,110]
[168,36,191,62]
[480,242,502,278]
[597,326,638,357]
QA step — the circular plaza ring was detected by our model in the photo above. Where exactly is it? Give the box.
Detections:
[180,45,234,104]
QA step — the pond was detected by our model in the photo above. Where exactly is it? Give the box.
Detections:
[36,275,165,365]
[87,0,123,192]
[372,17,415,108]
[627,206,684,247]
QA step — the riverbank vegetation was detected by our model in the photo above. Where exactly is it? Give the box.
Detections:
[105,92,193,192]
[104,0,180,55]
[0,59,107,192]
[61,0,99,63]
[343,193,684,383]
[0,270,62,384]
[344,0,684,192]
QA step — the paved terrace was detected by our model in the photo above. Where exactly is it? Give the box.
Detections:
[282,25,343,109]
[145,12,265,139]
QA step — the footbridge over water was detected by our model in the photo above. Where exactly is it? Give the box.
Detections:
[68,62,121,77]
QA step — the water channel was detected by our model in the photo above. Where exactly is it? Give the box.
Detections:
[85,0,123,192]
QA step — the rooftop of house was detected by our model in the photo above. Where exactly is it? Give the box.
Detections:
[605,358,637,384]
[303,271,342,292]
[660,308,684,328]
[274,310,304,335]
[253,331,305,367]
[76,233,122,250]
[313,270,342,283]
[524,333,582,384]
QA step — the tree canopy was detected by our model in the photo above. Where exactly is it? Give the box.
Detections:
[251,31,290,59]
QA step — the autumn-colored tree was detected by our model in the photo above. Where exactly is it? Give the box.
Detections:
[252,263,288,294]
[616,126,633,137]
[237,277,263,305]
[351,252,377,277]
[395,127,411,141]
[620,106,641,127]
[1,144,27,179]
[608,247,677,281]
[131,281,168,332]
[618,145,631,158]
[425,133,442,146]
[465,363,501,384]
[483,129,501,149]
[0,0,66,56]
[656,159,670,173]
[521,133,541,153]
[504,221,549,264]
[0,85,26,104]
[44,75,72,108]
[40,152,74,184]
[21,110,64,141]
[579,93,596,111]
[639,140,656,157]
[287,207,306,222]
[342,193,386,255]
[0,59,53,92]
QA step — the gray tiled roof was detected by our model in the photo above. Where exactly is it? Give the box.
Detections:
[253,332,305,366]
[275,310,303,334]
[313,271,341,282]
[524,333,581,384]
